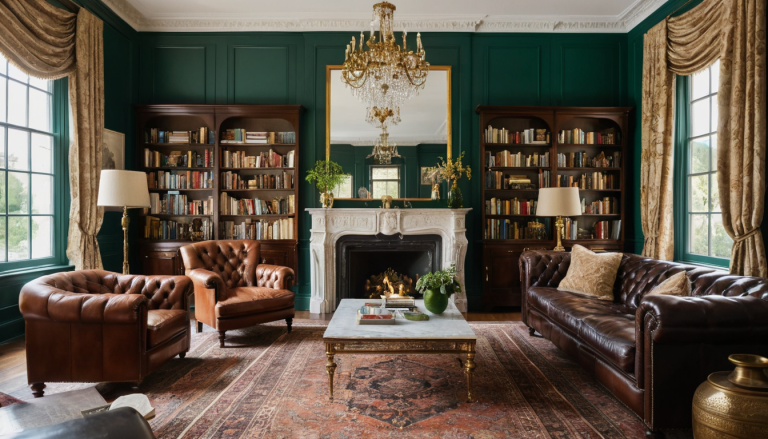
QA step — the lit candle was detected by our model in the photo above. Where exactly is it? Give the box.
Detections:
[352,36,356,52]
[360,32,364,50]
[403,30,407,51]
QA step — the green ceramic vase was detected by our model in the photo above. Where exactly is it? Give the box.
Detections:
[423,289,449,314]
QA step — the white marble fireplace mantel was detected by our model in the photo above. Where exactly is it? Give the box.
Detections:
[307,208,472,314]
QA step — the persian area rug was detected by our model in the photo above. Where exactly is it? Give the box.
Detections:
[16,321,663,438]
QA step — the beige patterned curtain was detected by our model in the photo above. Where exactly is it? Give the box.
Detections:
[0,0,104,270]
[641,23,676,261]
[640,0,767,276]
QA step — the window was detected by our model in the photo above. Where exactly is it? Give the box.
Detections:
[678,59,732,266]
[0,54,55,264]
[332,174,353,198]
[370,166,400,199]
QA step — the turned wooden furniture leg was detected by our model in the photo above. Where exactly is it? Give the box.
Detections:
[30,382,45,398]
[465,344,477,403]
[325,343,337,401]
[179,352,186,359]
[218,330,226,348]
[197,321,203,333]
[286,318,293,333]
[529,327,535,336]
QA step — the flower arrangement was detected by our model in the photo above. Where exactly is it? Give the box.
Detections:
[425,151,471,208]
[305,160,346,208]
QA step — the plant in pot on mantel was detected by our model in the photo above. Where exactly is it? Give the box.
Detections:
[415,264,461,314]
[430,151,471,208]
[305,160,345,208]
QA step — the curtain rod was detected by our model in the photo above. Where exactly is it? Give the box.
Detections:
[669,0,695,18]
[58,0,80,13]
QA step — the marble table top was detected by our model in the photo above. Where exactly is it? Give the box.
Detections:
[323,299,476,340]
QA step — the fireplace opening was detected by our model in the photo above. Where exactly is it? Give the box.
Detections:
[336,234,442,306]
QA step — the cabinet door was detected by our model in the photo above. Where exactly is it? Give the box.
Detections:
[483,246,548,310]
[142,250,181,276]
[258,244,297,283]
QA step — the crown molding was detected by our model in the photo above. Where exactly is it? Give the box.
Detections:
[100,0,666,33]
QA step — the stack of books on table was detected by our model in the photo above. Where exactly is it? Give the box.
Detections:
[381,296,416,309]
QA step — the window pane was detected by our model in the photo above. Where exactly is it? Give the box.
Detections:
[0,127,4,168]
[0,171,5,214]
[689,214,709,255]
[28,76,49,92]
[32,174,52,214]
[8,216,28,261]
[8,80,27,127]
[31,133,52,173]
[711,134,718,171]
[711,96,718,133]
[8,129,28,170]
[0,217,5,262]
[386,167,399,179]
[29,88,50,132]
[7,64,28,83]
[385,181,399,197]
[689,174,708,212]
[711,60,720,93]
[691,68,710,100]
[710,214,732,258]
[689,137,709,174]
[0,77,6,123]
[710,172,721,213]
[32,216,52,259]
[691,98,710,137]
[0,52,6,75]
[372,181,386,199]
[8,172,28,214]
[372,167,388,179]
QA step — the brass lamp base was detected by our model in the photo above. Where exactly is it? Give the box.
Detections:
[121,206,130,274]
[553,215,565,252]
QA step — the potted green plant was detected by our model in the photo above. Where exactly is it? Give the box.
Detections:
[415,264,462,314]
[305,160,345,208]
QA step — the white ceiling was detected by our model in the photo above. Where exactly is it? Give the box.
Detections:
[330,69,449,146]
[101,0,667,33]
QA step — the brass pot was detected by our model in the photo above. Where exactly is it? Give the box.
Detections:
[320,191,334,208]
[692,354,768,438]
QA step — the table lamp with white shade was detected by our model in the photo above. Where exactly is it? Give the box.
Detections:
[536,187,581,251]
[97,170,151,274]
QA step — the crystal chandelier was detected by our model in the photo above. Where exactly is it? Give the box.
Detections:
[366,127,401,164]
[342,1,429,128]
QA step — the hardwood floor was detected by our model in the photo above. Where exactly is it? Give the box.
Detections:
[0,309,521,400]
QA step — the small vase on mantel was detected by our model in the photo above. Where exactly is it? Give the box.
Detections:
[447,180,463,209]
[320,191,334,208]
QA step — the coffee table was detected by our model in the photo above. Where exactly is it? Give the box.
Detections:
[322,299,478,403]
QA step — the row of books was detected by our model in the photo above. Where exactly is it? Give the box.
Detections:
[486,198,537,216]
[221,218,294,240]
[560,219,621,240]
[145,127,213,144]
[144,218,214,241]
[148,170,214,190]
[485,219,550,240]
[582,197,619,215]
[558,128,620,145]
[219,193,295,216]
[148,193,214,215]
[221,130,296,144]
[557,151,621,168]
[144,149,213,168]
[221,149,295,168]
[485,126,549,144]
[485,171,551,189]
[557,172,619,190]
[220,171,294,190]
[487,151,550,168]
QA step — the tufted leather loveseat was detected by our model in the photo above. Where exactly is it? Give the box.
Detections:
[19,270,193,397]
[520,250,768,433]
[180,240,295,347]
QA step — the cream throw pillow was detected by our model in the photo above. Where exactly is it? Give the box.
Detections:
[647,271,691,296]
[557,245,622,301]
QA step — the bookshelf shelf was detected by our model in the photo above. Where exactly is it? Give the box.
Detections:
[136,104,303,277]
[477,105,631,310]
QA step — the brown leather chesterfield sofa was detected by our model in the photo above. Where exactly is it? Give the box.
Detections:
[180,240,295,347]
[19,270,193,397]
[520,250,768,433]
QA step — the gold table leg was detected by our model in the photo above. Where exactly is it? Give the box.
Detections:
[325,343,337,401]
[465,343,477,403]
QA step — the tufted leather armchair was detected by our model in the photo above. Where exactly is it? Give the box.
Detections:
[180,240,295,347]
[520,250,768,433]
[19,270,193,397]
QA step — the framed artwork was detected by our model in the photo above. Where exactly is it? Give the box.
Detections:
[420,167,433,185]
[102,129,125,170]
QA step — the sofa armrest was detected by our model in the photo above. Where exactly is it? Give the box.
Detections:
[186,268,227,300]
[636,295,768,344]
[519,250,571,325]
[20,285,148,324]
[140,275,193,310]
[256,264,295,290]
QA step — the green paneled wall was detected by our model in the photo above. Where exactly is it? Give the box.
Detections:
[135,31,627,311]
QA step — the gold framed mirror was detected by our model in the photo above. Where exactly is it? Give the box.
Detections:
[326,65,451,201]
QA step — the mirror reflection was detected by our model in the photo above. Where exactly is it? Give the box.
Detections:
[327,66,451,200]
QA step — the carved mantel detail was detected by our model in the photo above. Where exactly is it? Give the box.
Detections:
[307,208,471,314]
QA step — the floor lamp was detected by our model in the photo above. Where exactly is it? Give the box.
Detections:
[536,187,581,251]
[97,170,151,274]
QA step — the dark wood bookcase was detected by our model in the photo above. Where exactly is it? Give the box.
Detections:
[476,106,631,310]
[135,104,303,278]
